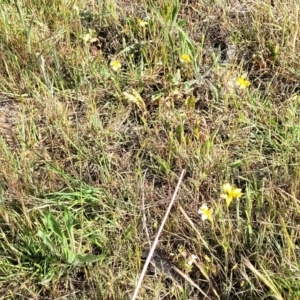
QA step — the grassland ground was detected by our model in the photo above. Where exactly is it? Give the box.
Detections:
[0,0,300,299]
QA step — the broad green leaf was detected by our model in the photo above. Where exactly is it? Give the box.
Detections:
[47,214,63,240]
[64,209,75,251]
[75,254,102,264]
[37,230,55,253]
[176,124,185,144]
[65,248,76,264]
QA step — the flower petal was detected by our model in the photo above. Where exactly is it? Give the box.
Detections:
[233,188,242,198]
[198,203,213,221]
[222,183,232,193]
[138,19,148,27]
[220,193,228,199]
[110,60,121,71]
[226,196,233,208]
[180,54,191,63]
[201,214,208,221]
[237,77,251,89]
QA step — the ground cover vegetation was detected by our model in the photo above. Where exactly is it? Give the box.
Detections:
[0,0,299,299]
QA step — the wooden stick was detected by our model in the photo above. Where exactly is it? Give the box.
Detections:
[131,170,185,300]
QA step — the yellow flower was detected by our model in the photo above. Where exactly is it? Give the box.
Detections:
[110,60,121,71]
[198,204,213,222]
[137,19,148,27]
[180,54,192,64]
[220,183,242,207]
[236,76,251,89]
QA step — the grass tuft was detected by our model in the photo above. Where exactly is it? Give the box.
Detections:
[0,0,300,299]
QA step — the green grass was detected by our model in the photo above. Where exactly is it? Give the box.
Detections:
[0,0,300,299]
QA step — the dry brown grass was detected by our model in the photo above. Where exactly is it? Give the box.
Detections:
[0,0,299,299]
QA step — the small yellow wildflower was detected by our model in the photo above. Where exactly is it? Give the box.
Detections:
[198,204,213,222]
[137,19,148,27]
[180,54,192,64]
[110,60,121,72]
[220,183,242,207]
[236,76,251,89]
